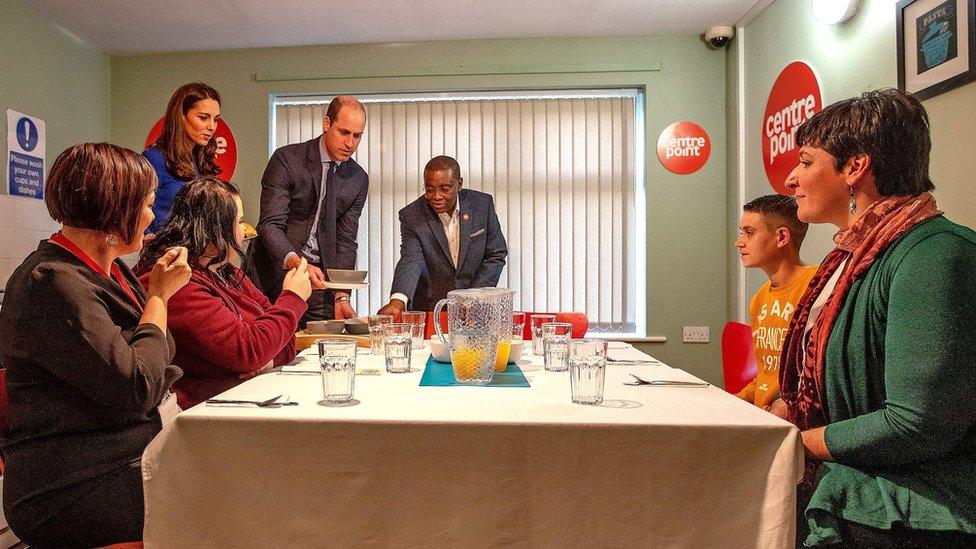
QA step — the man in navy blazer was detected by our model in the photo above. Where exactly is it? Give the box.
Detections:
[379,156,508,314]
[249,96,368,322]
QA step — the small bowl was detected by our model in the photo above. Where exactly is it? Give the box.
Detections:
[344,317,369,335]
[429,338,452,363]
[306,320,345,335]
[326,269,367,284]
[428,338,525,364]
[507,339,525,363]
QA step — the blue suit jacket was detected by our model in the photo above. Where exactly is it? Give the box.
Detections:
[390,189,508,311]
[249,136,368,313]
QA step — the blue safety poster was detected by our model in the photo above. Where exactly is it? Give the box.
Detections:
[7,109,46,199]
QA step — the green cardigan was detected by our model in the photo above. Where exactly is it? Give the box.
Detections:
[805,216,976,546]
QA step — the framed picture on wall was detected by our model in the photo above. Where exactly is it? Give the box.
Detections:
[897,0,976,100]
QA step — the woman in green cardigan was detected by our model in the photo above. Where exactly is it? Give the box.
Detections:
[775,89,976,547]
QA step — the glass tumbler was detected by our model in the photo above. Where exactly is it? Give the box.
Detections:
[367,314,393,355]
[530,314,557,355]
[568,339,608,405]
[318,338,358,403]
[383,322,414,373]
[542,322,573,372]
[401,311,427,350]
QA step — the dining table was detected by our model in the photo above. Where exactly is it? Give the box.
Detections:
[141,341,803,548]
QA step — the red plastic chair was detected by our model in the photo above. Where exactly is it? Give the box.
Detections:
[522,312,589,339]
[721,321,758,394]
[424,311,449,340]
[424,311,589,339]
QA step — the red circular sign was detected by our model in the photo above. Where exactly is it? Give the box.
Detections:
[762,61,822,195]
[656,121,711,175]
[144,117,238,181]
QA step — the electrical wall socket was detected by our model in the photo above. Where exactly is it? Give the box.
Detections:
[682,326,710,343]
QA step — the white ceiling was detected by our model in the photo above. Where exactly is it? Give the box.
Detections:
[23,0,763,55]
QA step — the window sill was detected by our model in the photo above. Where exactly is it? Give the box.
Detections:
[583,334,667,343]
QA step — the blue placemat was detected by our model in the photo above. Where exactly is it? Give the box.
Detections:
[420,356,530,387]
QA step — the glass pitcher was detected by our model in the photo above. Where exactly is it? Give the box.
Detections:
[433,287,515,384]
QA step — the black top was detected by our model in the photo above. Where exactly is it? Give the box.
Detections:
[0,241,179,518]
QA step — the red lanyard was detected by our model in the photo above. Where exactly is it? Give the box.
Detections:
[50,232,143,312]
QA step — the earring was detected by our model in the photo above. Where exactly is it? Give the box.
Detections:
[105,233,118,247]
[848,186,857,214]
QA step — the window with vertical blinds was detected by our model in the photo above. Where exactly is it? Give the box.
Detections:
[271,90,645,335]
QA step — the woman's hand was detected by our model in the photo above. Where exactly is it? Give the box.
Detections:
[147,247,192,302]
[769,398,789,420]
[239,360,275,380]
[283,257,312,301]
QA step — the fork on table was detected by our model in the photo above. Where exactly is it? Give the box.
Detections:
[623,373,709,387]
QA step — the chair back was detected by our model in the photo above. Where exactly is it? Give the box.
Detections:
[424,311,450,340]
[523,312,589,339]
[721,321,757,394]
[424,311,589,339]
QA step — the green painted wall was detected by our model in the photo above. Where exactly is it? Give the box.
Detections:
[0,0,111,176]
[111,36,731,383]
[738,0,897,300]
[733,0,976,313]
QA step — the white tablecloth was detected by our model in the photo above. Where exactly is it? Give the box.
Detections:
[142,343,802,548]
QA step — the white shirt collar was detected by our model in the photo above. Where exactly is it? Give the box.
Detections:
[438,197,460,223]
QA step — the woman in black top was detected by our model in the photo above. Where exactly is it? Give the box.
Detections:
[0,143,191,547]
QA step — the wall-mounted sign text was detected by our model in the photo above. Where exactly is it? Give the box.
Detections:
[657,121,711,175]
[762,61,823,194]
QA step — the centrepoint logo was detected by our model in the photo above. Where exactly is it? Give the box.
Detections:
[657,121,711,175]
[761,61,822,195]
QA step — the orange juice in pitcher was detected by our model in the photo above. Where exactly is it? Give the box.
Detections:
[494,339,511,372]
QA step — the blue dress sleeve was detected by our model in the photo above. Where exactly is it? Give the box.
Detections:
[142,146,187,234]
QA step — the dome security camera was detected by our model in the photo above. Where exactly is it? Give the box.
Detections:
[704,25,735,49]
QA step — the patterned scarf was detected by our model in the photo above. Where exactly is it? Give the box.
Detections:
[779,193,940,480]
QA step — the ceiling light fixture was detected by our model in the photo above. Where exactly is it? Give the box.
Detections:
[811,0,862,24]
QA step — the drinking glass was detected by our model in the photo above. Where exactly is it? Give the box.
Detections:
[318,338,358,403]
[530,314,557,355]
[568,339,608,405]
[401,311,427,350]
[367,314,393,355]
[449,330,498,385]
[383,323,414,373]
[542,322,573,372]
[512,311,526,342]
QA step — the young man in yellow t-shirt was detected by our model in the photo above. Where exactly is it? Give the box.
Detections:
[734,194,818,410]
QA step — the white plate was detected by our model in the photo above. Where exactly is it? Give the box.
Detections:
[323,281,368,290]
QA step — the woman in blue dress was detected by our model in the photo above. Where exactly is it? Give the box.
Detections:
[143,82,222,233]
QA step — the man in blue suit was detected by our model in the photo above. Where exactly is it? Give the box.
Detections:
[250,96,368,323]
[379,156,508,315]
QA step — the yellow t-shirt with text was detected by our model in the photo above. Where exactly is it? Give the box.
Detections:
[736,264,818,409]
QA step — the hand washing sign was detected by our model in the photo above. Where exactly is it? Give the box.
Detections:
[656,121,710,175]
[761,61,822,195]
[7,109,46,199]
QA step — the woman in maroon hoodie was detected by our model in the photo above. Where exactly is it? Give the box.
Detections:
[136,177,311,408]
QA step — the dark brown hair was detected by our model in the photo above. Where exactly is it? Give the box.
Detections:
[135,177,245,282]
[743,194,808,249]
[153,82,222,180]
[45,142,157,245]
[796,88,934,196]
